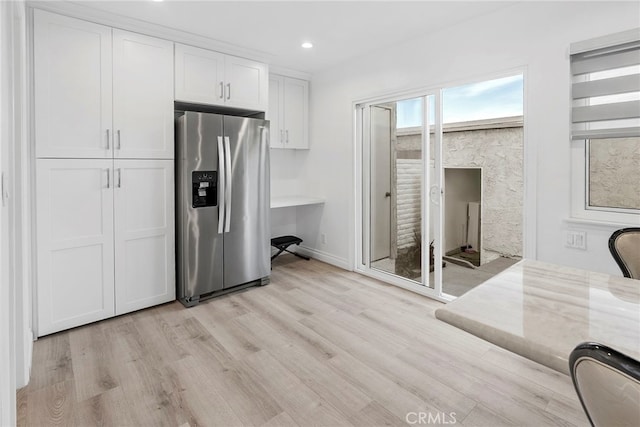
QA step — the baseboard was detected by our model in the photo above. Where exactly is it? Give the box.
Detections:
[297,245,351,271]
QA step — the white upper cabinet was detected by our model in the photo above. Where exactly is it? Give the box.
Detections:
[268,75,283,148]
[283,77,309,149]
[224,55,268,111]
[113,30,174,159]
[175,43,268,111]
[268,75,309,149]
[34,10,113,159]
[34,11,174,160]
[175,44,225,105]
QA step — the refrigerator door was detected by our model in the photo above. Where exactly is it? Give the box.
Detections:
[176,111,225,303]
[223,116,270,288]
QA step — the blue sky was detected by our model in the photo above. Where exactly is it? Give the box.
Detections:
[396,74,523,127]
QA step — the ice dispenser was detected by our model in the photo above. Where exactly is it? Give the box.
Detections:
[192,171,217,208]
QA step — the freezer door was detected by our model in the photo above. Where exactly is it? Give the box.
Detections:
[176,111,225,303]
[223,116,270,288]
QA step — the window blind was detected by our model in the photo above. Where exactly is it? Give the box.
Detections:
[570,30,640,140]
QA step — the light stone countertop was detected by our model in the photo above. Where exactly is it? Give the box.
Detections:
[435,259,640,375]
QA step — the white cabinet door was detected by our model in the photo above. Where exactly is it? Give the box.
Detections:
[225,55,268,111]
[113,160,175,315]
[175,43,225,106]
[174,44,267,111]
[34,10,112,159]
[113,30,174,159]
[36,159,115,336]
[268,75,284,148]
[283,77,309,149]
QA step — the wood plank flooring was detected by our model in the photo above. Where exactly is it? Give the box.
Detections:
[17,256,588,426]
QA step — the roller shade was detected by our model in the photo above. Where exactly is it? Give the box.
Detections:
[571,32,640,141]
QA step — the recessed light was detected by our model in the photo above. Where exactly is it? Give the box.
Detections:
[301,42,313,49]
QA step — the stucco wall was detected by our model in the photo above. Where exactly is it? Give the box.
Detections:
[589,137,640,210]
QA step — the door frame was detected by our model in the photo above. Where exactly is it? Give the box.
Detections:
[353,67,533,302]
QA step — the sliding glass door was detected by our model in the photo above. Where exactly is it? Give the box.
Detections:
[357,73,524,300]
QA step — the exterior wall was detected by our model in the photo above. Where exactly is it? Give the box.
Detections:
[443,126,524,258]
[589,137,640,210]
[394,120,523,259]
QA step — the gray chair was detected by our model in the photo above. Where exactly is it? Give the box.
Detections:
[609,228,640,279]
[569,342,640,427]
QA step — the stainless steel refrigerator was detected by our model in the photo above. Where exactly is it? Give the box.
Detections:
[176,111,270,307]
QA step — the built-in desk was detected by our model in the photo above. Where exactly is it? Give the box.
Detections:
[270,196,325,209]
[435,259,640,375]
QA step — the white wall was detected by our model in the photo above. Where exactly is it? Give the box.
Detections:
[297,1,640,275]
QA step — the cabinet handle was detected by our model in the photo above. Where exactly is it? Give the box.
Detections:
[280,130,284,144]
[117,168,122,188]
[106,129,110,150]
[226,83,231,100]
[219,82,224,99]
[105,169,110,188]
[116,130,121,150]
[286,130,289,145]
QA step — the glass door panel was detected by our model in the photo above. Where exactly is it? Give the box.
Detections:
[440,75,524,297]
[369,98,426,286]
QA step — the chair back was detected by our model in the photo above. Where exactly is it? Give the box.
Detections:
[569,342,640,427]
[609,228,640,279]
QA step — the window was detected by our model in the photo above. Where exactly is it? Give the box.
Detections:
[396,75,524,128]
[570,29,640,222]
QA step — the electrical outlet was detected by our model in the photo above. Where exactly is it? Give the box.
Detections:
[321,233,327,244]
[565,231,587,250]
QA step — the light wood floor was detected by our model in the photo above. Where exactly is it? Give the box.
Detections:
[17,256,588,426]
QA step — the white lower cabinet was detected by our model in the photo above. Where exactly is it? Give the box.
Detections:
[114,160,175,315]
[36,159,175,336]
[36,159,116,336]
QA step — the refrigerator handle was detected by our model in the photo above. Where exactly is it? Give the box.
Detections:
[224,136,232,233]
[217,136,225,234]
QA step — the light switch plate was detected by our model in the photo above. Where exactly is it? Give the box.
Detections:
[565,231,587,250]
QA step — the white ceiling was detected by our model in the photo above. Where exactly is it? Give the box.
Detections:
[67,1,516,74]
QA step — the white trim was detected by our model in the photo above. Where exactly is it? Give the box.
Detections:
[27,4,39,342]
[564,217,640,230]
[350,105,361,271]
[422,95,431,290]
[297,245,351,271]
[570,27,640,55]
[269,66,312,81]
[14,0,32,389]
[26,1,273,64]
[521,66,536,260]
[354,265,452,304]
